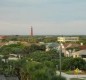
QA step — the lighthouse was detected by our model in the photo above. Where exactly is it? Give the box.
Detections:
[31,26,33,36]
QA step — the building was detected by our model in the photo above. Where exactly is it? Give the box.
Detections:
[8,54,19,61]
[31,26,33,36]
[46,42,59,51]
[57,37,79,42]
[72,50,86,61]
[5,41,20,45]
[0,36,6,42]
[59,43,81,57]
[0,36,5,40]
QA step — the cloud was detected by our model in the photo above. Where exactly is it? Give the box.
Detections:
[0,0,86,35]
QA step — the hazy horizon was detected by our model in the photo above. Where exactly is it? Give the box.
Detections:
[0,0,86,35]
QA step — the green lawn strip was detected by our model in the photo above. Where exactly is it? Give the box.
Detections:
[70,78,85,80]
[64,70,86,75]
[65,70,74,74]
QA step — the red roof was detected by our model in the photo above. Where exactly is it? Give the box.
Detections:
[0,36,6,39]
[79,45,86,50]
[63,43,80,49]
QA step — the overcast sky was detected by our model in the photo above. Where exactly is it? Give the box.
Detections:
[0,0,86,35]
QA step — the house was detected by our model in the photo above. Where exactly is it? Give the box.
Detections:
[79,45,86,50]
[46,42,59,51]
[0,36,7,42]
[5,41,20,45]
[1,54,20,62]
[60,43,81,57]
[72,50,86,61]
[8,54,20,61]
[0,36,6,40]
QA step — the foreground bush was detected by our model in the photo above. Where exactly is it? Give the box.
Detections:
[56,76,66,80]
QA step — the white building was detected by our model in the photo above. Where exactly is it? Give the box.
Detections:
[5,41,20,45]
[57,37,79,42]
[72,50,86,61]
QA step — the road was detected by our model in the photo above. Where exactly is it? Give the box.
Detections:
[56,71,86,80]
[0,75,19,80]
[0,75,6,80]
[6,77,19,80]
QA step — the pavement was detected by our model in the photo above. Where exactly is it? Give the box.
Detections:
[6,77,19,80]
[0,75,6,80]
[56,71,86,80]
[0,75,19,80]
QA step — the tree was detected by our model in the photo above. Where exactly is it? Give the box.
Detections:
[0,43,24,55]
[44,37,57,43]
[22,44,46,55]
[19,59,59,80]
[38,45,46,51]
[62,57,86,70]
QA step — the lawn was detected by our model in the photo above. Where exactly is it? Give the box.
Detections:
[71,78,86,80]
[65,70,86,75]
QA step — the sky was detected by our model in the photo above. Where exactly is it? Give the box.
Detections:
[0,0,86,35]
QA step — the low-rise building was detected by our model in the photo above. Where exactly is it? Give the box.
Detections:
[8,54,19,61]
[57,37,79,42]
[72,50,86,61]
[5,41,20,45]
[0,36,6,42]
[46,42,59,51]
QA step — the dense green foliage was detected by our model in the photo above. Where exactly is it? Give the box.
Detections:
[0,43,24,55]
[0,43,66,80]
[62,58,86,70]
[23,44,45,53]
[19,60,59,80]
[0,42,86,80]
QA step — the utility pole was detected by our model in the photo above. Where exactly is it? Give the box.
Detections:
[59,43,62,78]
[56,43,62,78]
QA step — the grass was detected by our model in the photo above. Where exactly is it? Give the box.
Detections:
[64,70,86,75]
[70,78,86,80]
[65,70,74,74]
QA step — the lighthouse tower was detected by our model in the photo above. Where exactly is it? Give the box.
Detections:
[31,26,33,36]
